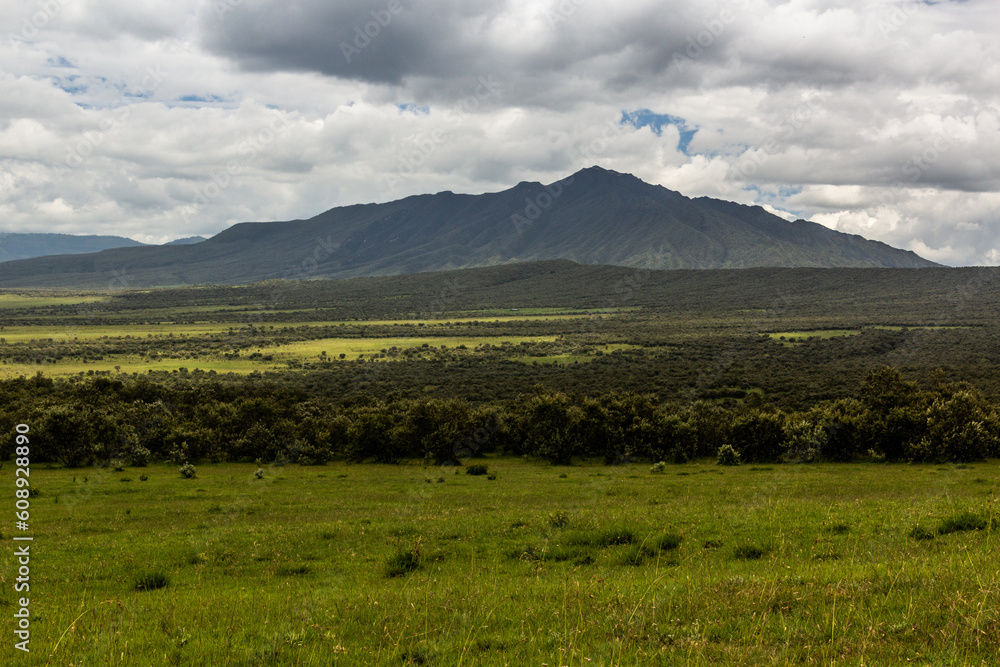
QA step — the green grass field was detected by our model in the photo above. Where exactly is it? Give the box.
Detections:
[0,335,569,378]
[0,294,110,309]
[3,459,997,665]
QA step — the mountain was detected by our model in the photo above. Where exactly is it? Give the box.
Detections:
[0,167,937,288]
[165,236,207,245]
[0,232,145,263]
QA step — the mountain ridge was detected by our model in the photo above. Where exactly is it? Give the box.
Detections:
[0,167,937,288]
[0,232,146,263]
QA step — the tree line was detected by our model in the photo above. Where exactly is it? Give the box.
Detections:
[1,367,996,468]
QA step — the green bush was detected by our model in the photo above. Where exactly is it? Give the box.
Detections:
[125,444,151,467]
[716,444,741,466]
[782,419,823,463]
[178,463,196,479]
[466,463,489,476]
[917,390,993,463]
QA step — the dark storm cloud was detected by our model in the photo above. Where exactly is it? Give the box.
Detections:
[201,0,507,85]
[199,0,737,104]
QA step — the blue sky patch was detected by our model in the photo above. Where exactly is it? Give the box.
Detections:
[47,56,76,68]
[177,94,228,103]
[621,109,698,154]
[398,103,430,115]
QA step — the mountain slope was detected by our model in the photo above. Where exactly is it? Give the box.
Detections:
[165,236,207,245]
[0,167,936,288]
[0,233,145,263]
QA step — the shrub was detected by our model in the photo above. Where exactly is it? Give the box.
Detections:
[254,468,265,479]
[139,474,149,482]
[178,463,197,479]
[466,464,489,476]
[167,441,190,466]
[110,459,125,472]
[782,419,823,463]
[125,444,151,468]
[716,444,741,466]
[649,461,667,474]
[134,571,169,591]
[917,391,994,463]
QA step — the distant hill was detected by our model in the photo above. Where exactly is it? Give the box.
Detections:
[165,236,207,245]
[0,233,145,263]
[0,167,937,288]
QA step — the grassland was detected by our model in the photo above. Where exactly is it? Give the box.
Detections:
[2,459,997,665]
[3,264,1000,663]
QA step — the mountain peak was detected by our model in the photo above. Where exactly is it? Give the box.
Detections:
[0,170,938,288]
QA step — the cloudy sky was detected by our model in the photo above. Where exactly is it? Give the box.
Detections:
[1,0,998,265]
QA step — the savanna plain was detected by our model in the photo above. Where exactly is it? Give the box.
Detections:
[2,262,1000,665]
